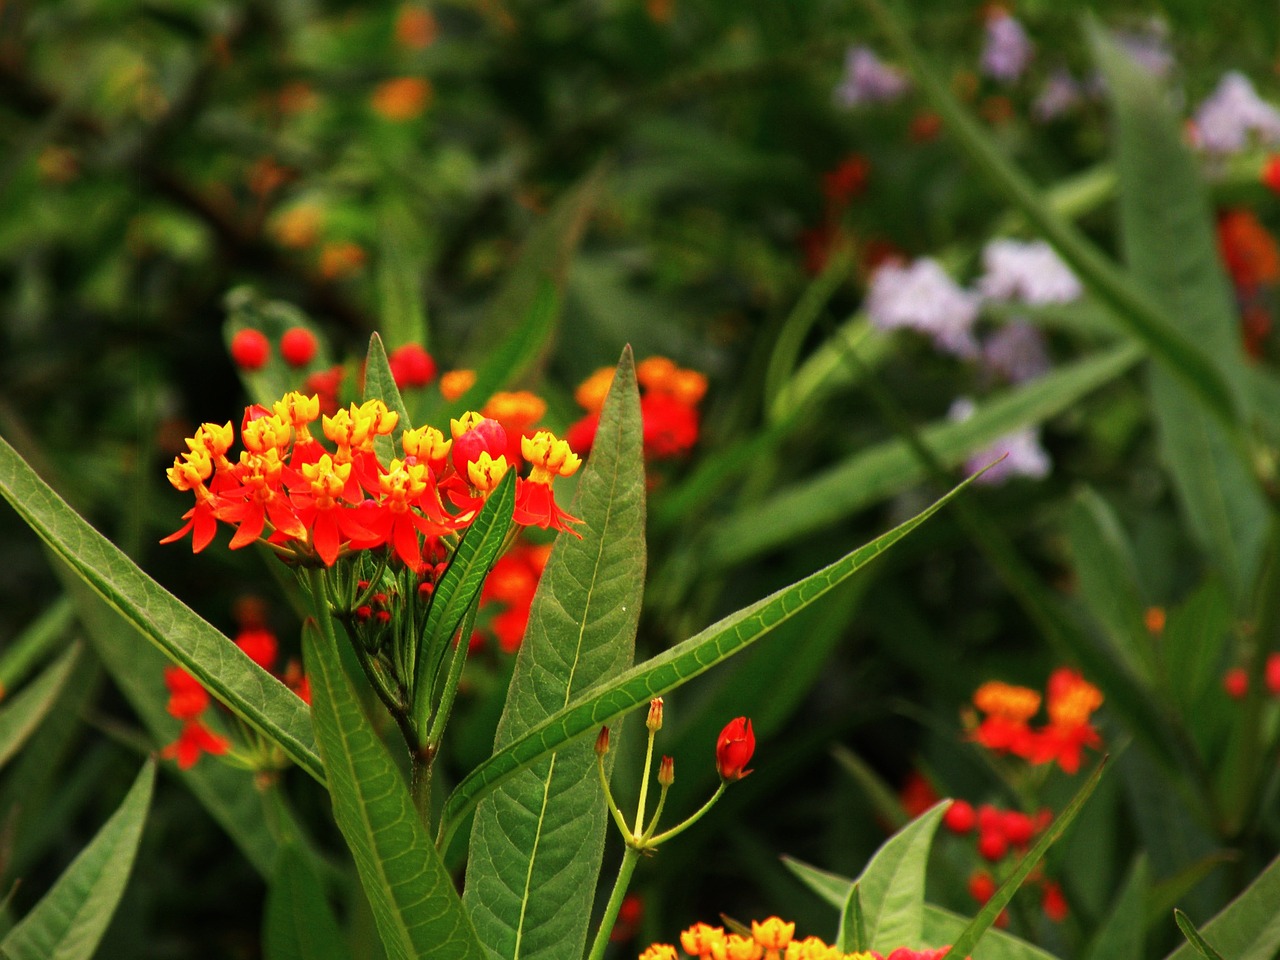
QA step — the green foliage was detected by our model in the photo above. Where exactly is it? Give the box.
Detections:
[0,761,154,960]
[0,641,80,772]
[463,349,646,960]
[264,846,354,960]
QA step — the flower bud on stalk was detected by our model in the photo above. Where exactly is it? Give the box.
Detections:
[647,697,664,732]
[595,726,610,758]
[715,717,755,781]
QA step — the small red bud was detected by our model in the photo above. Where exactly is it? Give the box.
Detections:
[595,726,610,758]
[658,755,674,786]
[280,327,318,367]
[1224,667,1249,700]
[230,328,270,370]
[647,697,664,732]
[943,799,976,834]
[715,717,754,782]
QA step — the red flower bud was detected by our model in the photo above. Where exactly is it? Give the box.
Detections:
[658,755,674,786]
[943,799,976,834]
[647,697,664,732]
[715,717,754,781]
[388,343,437,389]
[451,417,508,474]
[280,327,318,367]
[230,328,270,370]
[595,726,610,758]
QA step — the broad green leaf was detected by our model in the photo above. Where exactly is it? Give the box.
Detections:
[1174,910,1227,960]
[303,612,485,960]
[0,760,154,960]
[949,759,1108,959]
[264,846,354,960]
[836,883,867,954]
[462,348,646,960]
[920,906,1062,960]
[0,433,323,783]
[0,641,79,771]
[1067,488,1154,681]
[1085,856,1149,960]
[1161,582,1231,718]
[1164,855,1280,960]
[412,471,516,741]
[854,801,948,952]
[61,570,283,877]
[858,0,1238,424]
[1088,22,1267,603]
[710,343,1141,566]
[440,471,979,848]
[783,859,1061,960]
[363,332,413,464]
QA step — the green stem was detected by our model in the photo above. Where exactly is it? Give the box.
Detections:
[647,782,726,846]
[598,750,632,839]
[633,726,657,835]
[411,752,433,827]
[640,783,670,842]
[584,846,641,960]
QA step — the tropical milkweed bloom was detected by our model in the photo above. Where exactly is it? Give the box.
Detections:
[970,679,1041,757]
[645,919,958,960]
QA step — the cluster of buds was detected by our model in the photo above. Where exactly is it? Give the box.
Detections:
[966,668,1103,774]
[1223,652,1280,699]
[230,326,319,371]
[640,919,958,960]
[567,357,707,462]
[161,392,582,570]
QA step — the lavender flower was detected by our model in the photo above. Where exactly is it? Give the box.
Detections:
[1192,71,1280,155]
[982,321,1051,384]
[1115,25,1175,80]
[834,46,910,108]
[980,11,1033,83]
[1033,68,1082,122]
[949,397,1052,484]
[865,258,980,358]
[978,239,1082,305]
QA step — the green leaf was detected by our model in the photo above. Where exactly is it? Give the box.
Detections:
[303,613,485,960]
[1067,488,1154,681]
[858,0,1239,425]
[440,471,979,848]
[0,641,79,772]
[60,570,284,877]
[264,846,354,960]
[375,203,429,352]
[413,471,516,740]
[462,347,646,960]
[0,596,73,694]
[854,801,949,952]
[1085,856,1149,960]
[0,760,154,960]
[836,883,868,954]
[948,759,1109,959]
[920,905,1062,960]
[782,856,857,908]
[1164,854,1280,960]
[832,744,910,833]
[710,343,1141,567]
[0,433,324,783]
[1088,22,1267,602]
[363,332,413,465]
[1174,910,1227,960]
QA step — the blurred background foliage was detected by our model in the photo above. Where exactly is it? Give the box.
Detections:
[4,0,1280,957]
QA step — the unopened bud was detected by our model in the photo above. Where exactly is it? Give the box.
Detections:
[658,755,674,787]
[647,697,664,732]
[595,726,610,757]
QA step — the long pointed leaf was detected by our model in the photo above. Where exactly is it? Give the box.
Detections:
[0,641,79,772]
[462,348,646,960]
[710,343,1140,566]
[303,615,484,960]
[1088,22,1268,603]
[854,801,949,952]
[1164,854,1280,960]
[440,471,980,847]
[264,845,354,960]
[0,760,154,960]
[0,435,323,782]
[364,332,413,465]
[1174,910,1227,960]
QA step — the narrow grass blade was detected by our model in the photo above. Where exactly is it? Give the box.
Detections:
[1174,910,1227,960]
[0,641,79,772]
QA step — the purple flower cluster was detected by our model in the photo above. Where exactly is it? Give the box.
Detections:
[865,258,980,358]
[978,239,1083,306]
[834,46,910,108]
[1192,71,1280,155]
[980,11,1033,83]
[950,397,1052,485]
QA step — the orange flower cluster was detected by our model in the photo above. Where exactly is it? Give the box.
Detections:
[1216,208,1279,359]
[969,668,1103,774]
[566,356,707,461]
[161,392,581,571]
[476,541,550,653]
[641,920,956,960]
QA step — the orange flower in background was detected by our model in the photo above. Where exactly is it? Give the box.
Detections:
[567,356,706,460]
[272,204,322,249]
[440,369,476,401]
[395,5,438,49]
[371,76,433,120]
[162,720,230,770]
[970,680,1040,758]
[1218,209,1280,289]
[1032,668,1103,773]
[319,241,367,280]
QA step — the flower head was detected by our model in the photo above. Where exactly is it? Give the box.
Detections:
[981,10,1033,82]
[834,45,910,108]
[866,258,980,358]
[1193,71,1280,155]
[978,239,1082,306]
